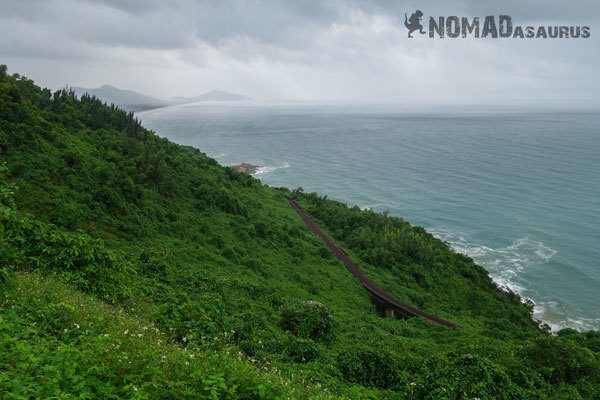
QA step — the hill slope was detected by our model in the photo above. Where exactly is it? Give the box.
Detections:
[72,85,252,112]
[1,64,599,399]
[72,84,169,112]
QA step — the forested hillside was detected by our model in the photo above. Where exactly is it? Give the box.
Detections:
[1,65,599,399]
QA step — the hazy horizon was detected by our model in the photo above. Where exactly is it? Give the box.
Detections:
[2,0,599,106]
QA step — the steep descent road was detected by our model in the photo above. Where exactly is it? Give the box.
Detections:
[289,199,455,327]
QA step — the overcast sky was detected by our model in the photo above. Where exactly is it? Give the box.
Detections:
[1,0,599,106]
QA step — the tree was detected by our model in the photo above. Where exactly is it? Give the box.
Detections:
[0,64,7,81]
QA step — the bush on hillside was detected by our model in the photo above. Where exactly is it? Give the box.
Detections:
[524,336,599,384]
[1,208,134,303]
[417,353,526,399]
[337,348,402,389]
[286,337,323,363]
[281,300,334,342]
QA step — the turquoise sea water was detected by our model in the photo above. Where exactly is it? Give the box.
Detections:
[139,103,600,331]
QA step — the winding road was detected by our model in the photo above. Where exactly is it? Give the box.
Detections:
[289,199,455,328]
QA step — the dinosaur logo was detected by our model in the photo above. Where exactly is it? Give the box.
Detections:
[404,10,426,38]
[401,10,590,40]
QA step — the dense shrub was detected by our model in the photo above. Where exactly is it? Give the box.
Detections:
[154,291,225,344]
[281,300,334,342]
[0,273,319,400]
[524,337,599,384]
[1,206,134,303]
[0,267,10,285]
[286,337,323,363]
[337,348,402,389]
[36,302,78,335]
[243,257,265,272]
[138,247,168,275]
[0,163,16,208]
[558,328,600,353]
[418,354,526,399]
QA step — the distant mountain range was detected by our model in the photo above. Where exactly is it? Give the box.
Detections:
[71,85,252,112]
[172,90,251,104]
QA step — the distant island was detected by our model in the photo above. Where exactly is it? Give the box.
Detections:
[72,85,252,112]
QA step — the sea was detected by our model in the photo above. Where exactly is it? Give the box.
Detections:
[138,102,600,331]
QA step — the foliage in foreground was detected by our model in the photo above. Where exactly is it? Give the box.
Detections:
[0,272,328,399]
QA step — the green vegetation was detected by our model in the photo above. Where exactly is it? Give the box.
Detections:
[293,191,539,338]
[1,65,599,398]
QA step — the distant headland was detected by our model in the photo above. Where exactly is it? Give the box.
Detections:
[71,85,252,112]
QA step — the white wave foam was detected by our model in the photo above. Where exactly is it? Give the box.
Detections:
[254,162,290,176]
[213,152,227,159]
[427,228,588,331]
[533,299,600,331]
[547,317,600,332]
[430,229,556,276]
[360,203,392,211]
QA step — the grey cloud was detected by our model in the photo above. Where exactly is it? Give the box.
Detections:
[460,0,600,22]
[353,0,600,22]
[4,1,597,53]
[1,0,342,52]
[1,0,194,50]
[0,0,598,105]
[81,0,166,14]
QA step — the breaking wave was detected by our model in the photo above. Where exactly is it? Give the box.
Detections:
[425,228,595,331]
[359,203,394,211]
[255,162,290,176]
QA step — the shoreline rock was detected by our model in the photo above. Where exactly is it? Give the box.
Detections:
[233,163,260,175]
